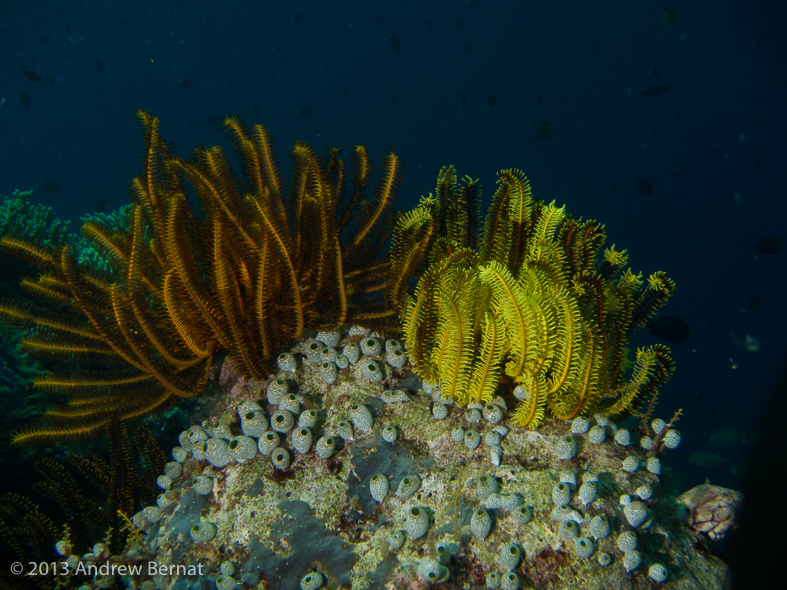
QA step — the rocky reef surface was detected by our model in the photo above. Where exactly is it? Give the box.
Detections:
[119,328,730,590]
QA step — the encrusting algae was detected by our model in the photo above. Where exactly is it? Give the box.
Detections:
[0,115,733,589]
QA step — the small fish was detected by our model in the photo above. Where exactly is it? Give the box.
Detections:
[453,19,467,28]
[293,14,304,24]
[40,35,52,46]
[18,89,31,108]
[179,78,192,88]
[485,95,498,110]
[754,236,781,255]
[742,294,762,315]
[651,66,662,79]
[95,55,107,72]
[659,8,677,27]
[639,85,669,96]
[253,101,260,116]
[636,178,653,195]
[648,315,690,343]
[296,105,313,116]
[36,178,60,192]
[709,427,744,448]
[384,31,400,52]
[688,451,727,470]
[390,94,399,104]
[459,91,467,109]
[95,199,108,213]
[18,65,42,83]
[532,122,555,140]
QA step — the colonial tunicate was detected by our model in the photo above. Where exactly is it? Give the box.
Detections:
[571,416,590,434]
[647,456,662,475]
[559,470,577,488]
[271,447,290,470]
[649,563,668,582]
[360,337,382,356]
[623,550,642,572]
[551,505,582,524]
[209,421,232,440]
[559,520,579,539]
[501,571,521,590]
[477,474,499,499]
[514,505,534,524]
[267,378,289,404]
[663,429,681,449]
[258,431,281,455]
[299,410,318,428]
[172,446,188,463]
[636,485,653,501]
[370,474,389,502]
[589,514,610,539]
[192,475,213,496]
[382,425,398,443]
[614,428,631,446]
[291,428,313,454]
[270,410,295,433]
[593,413,610,427]
[315,435,336,458]
[360,358,384,381]
[556,435,577,460]
[622,456,639,473]
[319,346,338,363]
[141,506,163,523]
[335,354,349,369]
[350,404,374,432]
[386,348,407,368]
[486,572,501,589]
[205,438,233,468]
[640,436,654,450]
[491,446,503,466]
[337,420,354,440]
[343,342,360,364]
[465,408,482,423]
[305,341,322,363]
[396,475,421,498]
[597,552,612,566]
[316,330,340,348]
[319,361,338,385]
[220,562,236,576]
[487,493,522,511]
[379,389,410,403]
[624,500,649,527]
[190,522,217,542]
[616,531,638,553]
[156,494,174,510]
[156,475,173,490]
[280,393,300,414]
[493,425,509,438]
[574,537,595,558]
[620,494,632,506]
[228,436,258,462]
[187,425,209,445]
[432,403,448,420]
[552,482,571,507]
[216,575,238,590]
[483,403,504,424]
[192,441,208,461]
[417,559,447,583]
[578,481,597,506]
[385,338,403,353]
[651,418,667,435]
[451,426,466,442]
[277,352,297,373]
[300,571,325,590]
[405,506,429,539]
[470,508,492,541]
[499,542,522,569]
[464,429,482,450]
[241,410,268,438]
[388,529,406,549]
[587,424,606,444]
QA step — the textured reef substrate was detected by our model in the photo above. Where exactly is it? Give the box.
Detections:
[95,328,729,590]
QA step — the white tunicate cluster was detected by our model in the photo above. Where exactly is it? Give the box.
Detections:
[663,429,681,449]
[651,418,667,434]
[350,403,374,432]
[319,361,338,385]
[622,456,639,473]
[587,424,606,444]
[267,378,288,404]
[624,500,649,527]
[277,352,297,373]
[614,428,631,446]
[316,330,340,348]
[556,435,577,460]
[647,456,662,475]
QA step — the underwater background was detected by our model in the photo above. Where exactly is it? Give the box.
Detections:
[0,0,785,587]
